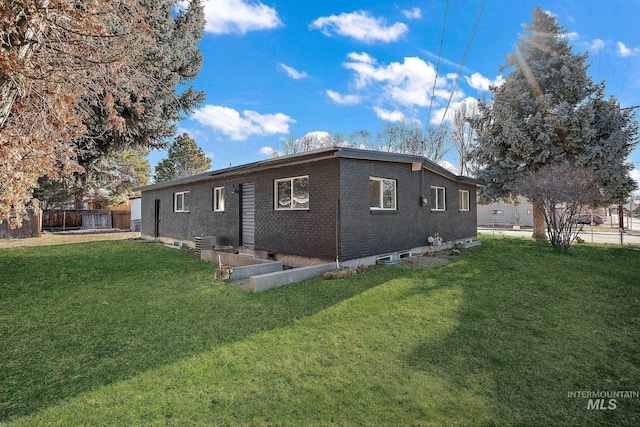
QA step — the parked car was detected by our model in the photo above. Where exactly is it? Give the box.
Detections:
[572,214,603,225]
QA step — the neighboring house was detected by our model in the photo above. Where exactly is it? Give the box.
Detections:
[135,146,482,264]
[477,196,534,228]
[130,196,142,231]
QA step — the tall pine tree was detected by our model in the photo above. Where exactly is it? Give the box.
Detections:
[0,0,151,223]
[154,133,211,182]
[472,7,638,239]
[62,0,206,208]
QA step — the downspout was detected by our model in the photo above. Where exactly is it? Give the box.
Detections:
[335,198,341,269]
[420,167,424,204]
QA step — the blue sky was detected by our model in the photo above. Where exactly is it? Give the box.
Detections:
[160,0,640,182]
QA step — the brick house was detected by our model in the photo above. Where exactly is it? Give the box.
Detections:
[136,146,481,264]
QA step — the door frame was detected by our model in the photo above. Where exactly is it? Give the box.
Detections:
[154,199,161,238]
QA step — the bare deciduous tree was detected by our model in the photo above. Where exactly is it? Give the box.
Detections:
[450,100,478,176]
[0,0,151,225]
[373,119,451,162]
[515,164,608,251]
[423,126,450,163]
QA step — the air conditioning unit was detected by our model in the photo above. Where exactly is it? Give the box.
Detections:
[195,236,220,256]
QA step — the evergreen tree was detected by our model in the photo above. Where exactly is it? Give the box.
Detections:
[67,0,206,206]
[35,148,151,209]
[154,133,211,182]
[471,6,638,239]
[0,0,151,223]
[36,0,206,209]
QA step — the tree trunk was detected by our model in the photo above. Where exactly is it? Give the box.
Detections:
[618,204,624,230]
[74,188,84,211]
[532,200,547,240]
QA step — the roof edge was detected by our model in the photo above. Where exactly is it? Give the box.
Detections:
[135,146,483,192]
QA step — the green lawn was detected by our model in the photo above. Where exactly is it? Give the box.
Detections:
[1,237,638,426]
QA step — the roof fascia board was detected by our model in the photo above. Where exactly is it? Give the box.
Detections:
[333,146,481,184]
[134,147,338,192]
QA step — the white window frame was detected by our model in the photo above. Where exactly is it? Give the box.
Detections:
[274,176,309,210]
[174,191,189,213]
[370,177,397,210]
[459,190,470,211]
[213,187,224,212]
[431,186,446,211]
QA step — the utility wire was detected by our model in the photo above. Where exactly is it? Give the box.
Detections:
[436,0,487,133]
[425,0,450,132]
[620,24,639,96]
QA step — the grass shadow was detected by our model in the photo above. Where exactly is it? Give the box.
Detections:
[403,237,640,426]
[0,240,391,422]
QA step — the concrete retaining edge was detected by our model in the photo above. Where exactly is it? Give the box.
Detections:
[230,261,284,281]
[249,263,336,293]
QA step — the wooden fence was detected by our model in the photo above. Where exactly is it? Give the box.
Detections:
[112,211,131,230]
[41,210,132,231]
[42,210,83,230]
[0,209,42,238]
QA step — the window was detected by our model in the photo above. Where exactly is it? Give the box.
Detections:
[432,186,446,211]
[275,176,309,210]
[459,190,470,211]
[213,187,224,212]
[174,191,189,212]
[370,177,397,210]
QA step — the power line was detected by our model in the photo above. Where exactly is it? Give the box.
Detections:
[620,25,639,96]
[425,0,450,130]
[436,0,487,133]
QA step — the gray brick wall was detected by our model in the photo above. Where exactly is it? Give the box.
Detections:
[140,177,241,246]
[140,155,476,261]
[338,158,476,260]
[141,158,341,260]
[250,159,340,260]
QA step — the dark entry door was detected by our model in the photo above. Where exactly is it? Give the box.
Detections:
[154,199,161,238]
[241,183,255,248]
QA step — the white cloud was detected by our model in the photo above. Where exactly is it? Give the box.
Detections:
[630,168,640,185]
[326,90,362,105]
[427,96,474,126]
[304,131,333,141]
[280,63,308,79]
[202,0,282,34]
[347,52,376,64]
[259,146,279,156]
[465,72,504,91]
[587,38,605,53]
[344,54,458,107]
[566,31,580,42]
[373,107,405,122]
[430,107,448,126]
[244,110,293,135]
[438,159,459,174]
[617,41,638,57]
[430,96,479,126]
[402,7,421,19]
[544,10,558,18]
[420,49,468,72]
[310,10,408,43]
[192,105,295,140]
